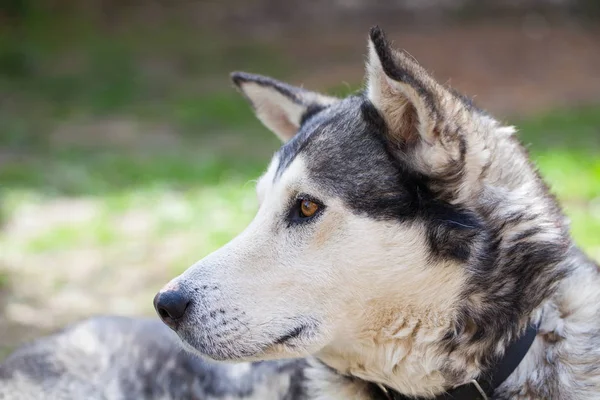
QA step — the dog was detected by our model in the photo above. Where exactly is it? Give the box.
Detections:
[1,26,599,399]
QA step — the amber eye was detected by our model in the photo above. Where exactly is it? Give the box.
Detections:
[299,199,319,218]
[289,195,324,224]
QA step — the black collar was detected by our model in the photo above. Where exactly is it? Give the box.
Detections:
[370,323,539,400]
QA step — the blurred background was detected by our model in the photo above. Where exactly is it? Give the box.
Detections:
[1,0,599,358]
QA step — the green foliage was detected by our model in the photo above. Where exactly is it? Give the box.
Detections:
[514,106,600,254]
[518,106,600,202]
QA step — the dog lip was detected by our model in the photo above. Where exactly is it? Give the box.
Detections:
[273,324,307,345]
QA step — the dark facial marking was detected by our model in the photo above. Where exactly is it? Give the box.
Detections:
[300,103,328,125]
[274,95,479,263]
[273,325,306,345]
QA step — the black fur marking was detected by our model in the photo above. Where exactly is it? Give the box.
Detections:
[511,227,543,243]
[275,95,480,263]
[444,206,571,370]
[231,72,302,106]
[273,325,306,345]
[275,131,311,181]
[425,204,480,262]
[300,103,328,126]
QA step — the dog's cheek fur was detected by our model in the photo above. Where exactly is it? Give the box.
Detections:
[312,219,467,396]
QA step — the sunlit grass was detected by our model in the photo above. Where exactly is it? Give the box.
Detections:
[516,105,600,259]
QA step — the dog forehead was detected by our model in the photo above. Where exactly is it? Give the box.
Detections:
[259,94,412,221]
[258,153,309,195]
[273,95,390,183]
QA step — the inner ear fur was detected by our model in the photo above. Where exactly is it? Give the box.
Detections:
[366,26,466,147]
[231,72,337,142]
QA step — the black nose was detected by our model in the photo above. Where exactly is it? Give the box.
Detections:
[153,289,190,326]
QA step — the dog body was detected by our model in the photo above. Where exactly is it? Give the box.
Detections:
[2,27,600,399]
[0,316,310,400]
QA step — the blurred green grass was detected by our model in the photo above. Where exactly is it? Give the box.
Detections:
[516,106,600,255]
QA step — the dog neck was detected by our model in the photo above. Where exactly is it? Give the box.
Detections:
[368,322,539,399]
[315,312,540,399]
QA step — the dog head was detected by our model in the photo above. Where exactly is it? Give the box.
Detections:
[155,27,569,394]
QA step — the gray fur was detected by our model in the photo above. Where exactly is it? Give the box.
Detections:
[0,316,308,400]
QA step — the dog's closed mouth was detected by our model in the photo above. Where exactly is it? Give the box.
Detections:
[273,325,307,345]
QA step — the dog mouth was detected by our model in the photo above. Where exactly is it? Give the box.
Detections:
[177,318,320,361]
[273,325,307,345]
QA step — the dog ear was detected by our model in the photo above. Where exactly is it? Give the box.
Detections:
[366,26,457,147]
[231,72,337,142]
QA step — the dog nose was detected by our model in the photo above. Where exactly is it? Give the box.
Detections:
[153,289,190,325]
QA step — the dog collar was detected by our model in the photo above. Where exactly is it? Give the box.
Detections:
[371,323,539,400]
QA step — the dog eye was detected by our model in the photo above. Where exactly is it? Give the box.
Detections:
[288,195,324,224]
[299,199,319,218]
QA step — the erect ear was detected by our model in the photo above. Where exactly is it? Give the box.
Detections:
[231,72,337,142]
[367,27,492,201]
[366,26,462,148]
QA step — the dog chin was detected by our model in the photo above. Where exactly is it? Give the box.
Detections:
[175,323,321,362]
[177,337,306,363]
[176,334,258,362]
